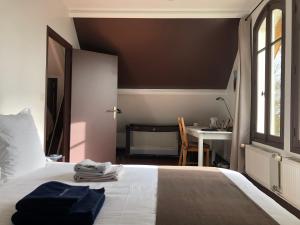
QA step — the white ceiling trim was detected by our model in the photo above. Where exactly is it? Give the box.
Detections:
[118,89,228,96]
[69,8,249,18]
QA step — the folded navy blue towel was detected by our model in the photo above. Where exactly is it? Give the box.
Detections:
[12,188,105,225]
[16,181,89,214]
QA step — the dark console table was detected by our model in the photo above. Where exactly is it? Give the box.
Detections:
[125,124,180,155]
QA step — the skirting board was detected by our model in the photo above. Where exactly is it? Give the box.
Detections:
[118,89,228,96]
[69,9,248,19]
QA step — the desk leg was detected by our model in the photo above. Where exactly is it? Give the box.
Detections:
[198,137,203,167]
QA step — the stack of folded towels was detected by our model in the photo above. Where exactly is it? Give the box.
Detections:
[74,159,123,182]
[11,181,105,225]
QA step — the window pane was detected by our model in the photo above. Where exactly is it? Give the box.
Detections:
[270,41,282,137]
[258,18,267,51]
[272,9,282,42]
[257,51,266,134]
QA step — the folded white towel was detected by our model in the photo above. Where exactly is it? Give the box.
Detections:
[74,165,123,182]
[74,159,112,173]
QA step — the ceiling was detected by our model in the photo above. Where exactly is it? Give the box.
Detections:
[69,0,247,89]
[64,0,261,18]
[74,18,239,89]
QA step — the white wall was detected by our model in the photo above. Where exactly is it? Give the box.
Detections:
[117,88,235,159]
[0,0,79,145]
[117,89,230,133]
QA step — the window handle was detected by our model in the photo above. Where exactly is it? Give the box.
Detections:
[261,91,265,96]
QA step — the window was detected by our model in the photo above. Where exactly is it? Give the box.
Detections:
[252,0,285,148]
[291,0,300,154]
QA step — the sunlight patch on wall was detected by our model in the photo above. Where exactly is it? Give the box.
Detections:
[70,121,86,163]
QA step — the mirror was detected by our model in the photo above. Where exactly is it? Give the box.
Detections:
[45,27,72,161]
[46,37,65,156]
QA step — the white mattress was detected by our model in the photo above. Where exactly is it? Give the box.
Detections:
[0,162,299,225]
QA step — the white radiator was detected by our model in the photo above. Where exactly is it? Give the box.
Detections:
[245,145,280,190]
[281,158,300,209]
[130,132,178,155]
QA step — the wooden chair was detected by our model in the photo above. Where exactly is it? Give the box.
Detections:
[178,117,210,166]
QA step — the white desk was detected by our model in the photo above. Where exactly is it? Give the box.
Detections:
[186,127,232,166]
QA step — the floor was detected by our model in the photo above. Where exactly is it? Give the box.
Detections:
[116,145,232,168]
[116,149,219,166]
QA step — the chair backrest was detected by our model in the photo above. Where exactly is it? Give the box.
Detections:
[178,117,189,148]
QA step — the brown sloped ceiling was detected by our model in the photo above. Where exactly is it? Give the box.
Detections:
[73,18,239,89]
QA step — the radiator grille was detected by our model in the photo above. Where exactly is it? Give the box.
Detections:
[281,158,300,209]
[245,145,280,190]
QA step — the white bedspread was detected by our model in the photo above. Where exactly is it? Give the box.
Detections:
[0,162,299,225]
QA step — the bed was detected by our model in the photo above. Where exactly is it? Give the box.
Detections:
[0,162,299,225]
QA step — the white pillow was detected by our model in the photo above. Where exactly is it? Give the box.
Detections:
[0,109,46,180]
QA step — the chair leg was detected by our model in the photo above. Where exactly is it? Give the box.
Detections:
[182,149,187,166]
[178,145,183,166]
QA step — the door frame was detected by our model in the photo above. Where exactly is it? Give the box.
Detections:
[45,26,72,161]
